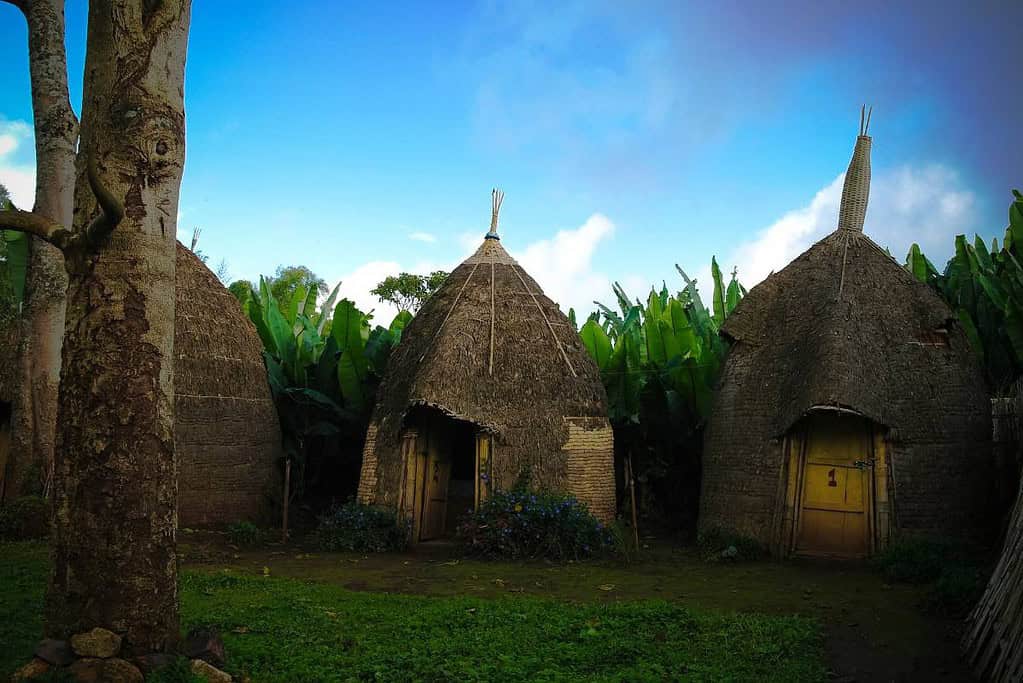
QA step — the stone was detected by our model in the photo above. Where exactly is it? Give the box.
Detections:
[133,652,176,674]
[102,658,144,683]
[183,627,226,668]
[10,658,50,681]
[191,658,232,683]
[71,627,122,658]
[69,658,104,683]
[34,638,73,667]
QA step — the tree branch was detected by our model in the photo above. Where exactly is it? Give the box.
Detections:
[0,0,30,16]
[0,208,74,250]
[82,155,124,248]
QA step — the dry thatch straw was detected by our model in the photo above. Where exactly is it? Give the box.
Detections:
[174,243,280,526]
[358,190,616,527]
[0,243,281,526]
[700,115,992,555]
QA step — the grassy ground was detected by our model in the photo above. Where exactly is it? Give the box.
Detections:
[2,540,825,682]
[3,534,974,681]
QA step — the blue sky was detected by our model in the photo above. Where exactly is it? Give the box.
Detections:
[1,1,1020,320]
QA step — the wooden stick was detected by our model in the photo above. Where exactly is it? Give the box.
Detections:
[281,458,291,544]
[627,453,640,552]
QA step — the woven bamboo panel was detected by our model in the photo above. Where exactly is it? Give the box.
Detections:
[563,417,615,523]
[964,477,1023,682]
[356,422,380,504]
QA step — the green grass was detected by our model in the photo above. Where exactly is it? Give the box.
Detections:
[2,542,826,682]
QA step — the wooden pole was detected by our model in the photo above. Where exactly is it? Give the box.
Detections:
[627,453,640,551]
[281,458,291,544]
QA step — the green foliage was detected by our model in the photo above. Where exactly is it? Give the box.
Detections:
[872,537,964,584]
[907,190,1023,389]
[371,270,448,312]
[581,259,743,530]
[0,497,48,541]
[922,566,985,618]
[245,272,412,505]
[315,501,409,553]
[226,521,264,548]
[697,527,768,562]
[456,489,617,561]
[0,186,24,325]
[227,279,254,304]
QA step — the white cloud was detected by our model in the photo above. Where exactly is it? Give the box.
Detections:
[0,119,36,208]
[511,213,615,316]
[720,164,977,289]
[408,231,437,243]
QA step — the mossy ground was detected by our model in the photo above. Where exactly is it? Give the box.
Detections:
[2,533,972,681]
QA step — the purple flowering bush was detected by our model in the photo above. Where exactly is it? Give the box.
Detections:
[316,501,409,552]
[455,489,617,561]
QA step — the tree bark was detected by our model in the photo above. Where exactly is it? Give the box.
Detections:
[45,0,191,654]
[6,0,75,499]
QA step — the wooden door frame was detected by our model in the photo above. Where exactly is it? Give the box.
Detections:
[778,411,890,558]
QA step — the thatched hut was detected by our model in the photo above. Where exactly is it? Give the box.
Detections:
[700,113,992,557]
[357,191,615,541]
[174,243,280,526]
[0,243,280,527]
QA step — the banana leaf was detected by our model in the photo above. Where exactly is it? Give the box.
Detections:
[579,319,613,370]
[710,257,726,326]
[388,310,413,345]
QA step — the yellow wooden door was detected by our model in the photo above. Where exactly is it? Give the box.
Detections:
[796,414,872,557]
[420,456,451,541]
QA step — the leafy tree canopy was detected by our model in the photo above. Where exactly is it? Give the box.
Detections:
[371,271,448,312]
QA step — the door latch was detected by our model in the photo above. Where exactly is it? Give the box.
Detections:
[853,459,875,470]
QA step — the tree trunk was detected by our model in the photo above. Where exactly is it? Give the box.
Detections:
[6,0,76,499]
[46,0,191,654]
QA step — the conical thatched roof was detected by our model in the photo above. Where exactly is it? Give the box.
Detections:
[360,192,615,521]
[701,119,991,548]
[174,243,280,526]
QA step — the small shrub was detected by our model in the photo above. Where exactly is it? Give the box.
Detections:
[456,489,616,561]
[226,521,264,548]
[872,536,959,584]
[0,496,48,541]
[697,527,767,562]
[316,501,408,553]
[923,566,985,618]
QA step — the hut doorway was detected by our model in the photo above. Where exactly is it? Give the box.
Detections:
[0,401,10,502]
[781,411,889,558]
[401,408,492,542]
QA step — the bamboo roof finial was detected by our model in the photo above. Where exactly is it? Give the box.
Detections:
[486,188,505,240]
[838,106,873,233]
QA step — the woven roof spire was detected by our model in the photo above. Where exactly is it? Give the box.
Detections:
[837,106,872,232]
[486,188,505,240]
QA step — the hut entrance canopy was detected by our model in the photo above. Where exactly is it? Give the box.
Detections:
[399,405,493,542]
[780,409,890,558]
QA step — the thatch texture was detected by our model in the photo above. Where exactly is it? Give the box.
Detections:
[700,131,991,552]
[358,232,616,522]
[173,243,280,526]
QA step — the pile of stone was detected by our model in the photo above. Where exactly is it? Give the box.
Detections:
[11,627,233,682]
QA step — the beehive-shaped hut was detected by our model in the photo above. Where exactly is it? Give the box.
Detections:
[357,191,615,541]
[174,243,281,526]
[700,112,992,558]
[0,244,280,525]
